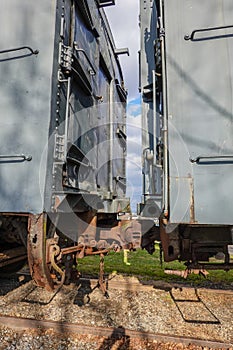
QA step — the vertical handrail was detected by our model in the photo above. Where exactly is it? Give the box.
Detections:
[159,0,169,219]
[64,76,71,159]
[152,69,157,160]
[109,80,114,194]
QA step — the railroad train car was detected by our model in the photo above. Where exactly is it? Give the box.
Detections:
[0,0,135,290]
[139,0,233,271]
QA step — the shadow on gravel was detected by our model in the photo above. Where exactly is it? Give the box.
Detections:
[169,288,220,324]
[138,279,222,324]
[0,274,30,296]
[73,279,95,306]
[98,326,130,350]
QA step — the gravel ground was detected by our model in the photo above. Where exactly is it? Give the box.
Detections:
[0,274,232,349]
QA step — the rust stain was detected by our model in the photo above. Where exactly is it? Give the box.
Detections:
[27,213,54,291]
[189,176,196,223]
[159,217,174,262]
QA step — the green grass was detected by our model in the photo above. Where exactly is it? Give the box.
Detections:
[77,245,233,288]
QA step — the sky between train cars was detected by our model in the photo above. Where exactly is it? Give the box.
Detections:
[105,2,142,213]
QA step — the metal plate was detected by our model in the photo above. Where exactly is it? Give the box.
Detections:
[164,0,233,224]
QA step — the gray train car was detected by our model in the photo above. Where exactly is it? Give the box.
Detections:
[139,0,233,269]
[0,0,131,290]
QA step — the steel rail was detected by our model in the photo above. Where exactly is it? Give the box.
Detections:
[16,272,233,295]
[85,277,233,295]
[0,315,231,348]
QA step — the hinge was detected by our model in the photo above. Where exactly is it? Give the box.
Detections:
[54,134,65,161]
[159,28,165,38]
[59,43,73,74]
[97,0,115,7]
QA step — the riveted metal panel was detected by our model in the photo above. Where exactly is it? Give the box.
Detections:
[61,1,128,211]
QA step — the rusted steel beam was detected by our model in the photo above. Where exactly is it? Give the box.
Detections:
[159,218,175,262]
[0,315,231,348]
[0,246,26,260]
[27,214,54,291]
[0,254,27,268]
[98,253,109,297]
[165,269,209,279]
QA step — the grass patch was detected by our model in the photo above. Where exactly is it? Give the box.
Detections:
[77,245,233,288]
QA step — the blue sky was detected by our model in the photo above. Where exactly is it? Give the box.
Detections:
[106,2,142,212]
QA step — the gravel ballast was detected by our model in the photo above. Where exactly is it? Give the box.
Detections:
[0,275,232,349]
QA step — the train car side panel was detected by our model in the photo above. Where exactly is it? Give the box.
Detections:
[164,0,233,225]
[0,0,56,213]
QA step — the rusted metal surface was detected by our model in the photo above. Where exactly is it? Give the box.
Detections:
[0,255,27,269]
[27,214,54,291]
[159,218,174,262]
[0,315,231,348]
[165,269,209,279]
[189,176,196,224]
[120,218,142,249]
[76,215,142,251]
[27,211,127,292]
[50,244,65,281]
[0,247,26,260]
[98,253,109,298]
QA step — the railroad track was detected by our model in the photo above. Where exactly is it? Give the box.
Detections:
[81,277,233,295]
[1,275,233,348]
[0,314,231,349]
[0,247,27,271]
[16,269,233,295]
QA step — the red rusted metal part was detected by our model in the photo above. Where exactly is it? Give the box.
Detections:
[60,245,84,256]
[98,253,109,298]
[0,246,26,260]
[120,218,142,249]
[188,175,197,224]
[0,254,27,268]
[27,214,54,291]
[97,217,141,250]
[85,248,110,256]
[165,269,209,279]
[0,246,27,268]
[0,315,231,348]
[159,217,175,262]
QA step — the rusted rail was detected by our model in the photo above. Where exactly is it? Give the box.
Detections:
[0,247,27,269]
[0,315,231,348]
[78,277,233,296]
[16,270,233,295]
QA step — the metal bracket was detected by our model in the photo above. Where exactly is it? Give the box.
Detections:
[190,155,233,164]
[0,154,32,162]
[59,43,73,73]
[73,42,96,75]
[114,48,129,56]
[184,24,233,41]
[0,46,39,62]
[116,82,127,102]
[159,28,165,39]
[54,134,65,161]
[97,0,115,7]
[116,127,127,141]
[114,176,126,187]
